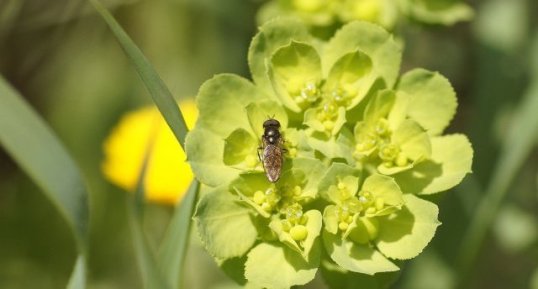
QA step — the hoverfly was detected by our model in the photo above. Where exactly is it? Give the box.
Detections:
[258,118,284,183]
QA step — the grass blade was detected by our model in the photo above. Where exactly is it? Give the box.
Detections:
[127,123,171,289]
[67,256,87,289]
[89,0,189,150]
[0,76,89,287]
[158,181,199,289]
[457,34,538,284]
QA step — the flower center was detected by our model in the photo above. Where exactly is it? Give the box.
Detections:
[353,117,410,167]
[293,81,321,108]
[280,203,309,241]
[253,187,281,213]
[334,188,386,233]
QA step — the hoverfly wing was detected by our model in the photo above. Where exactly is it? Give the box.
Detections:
[263,144,282,183]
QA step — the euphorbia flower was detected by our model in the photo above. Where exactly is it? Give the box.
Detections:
[186,19,473,289]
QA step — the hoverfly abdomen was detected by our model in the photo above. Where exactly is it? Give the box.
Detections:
[259,118,284,183]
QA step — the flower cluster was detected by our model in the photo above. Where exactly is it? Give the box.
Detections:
[258,0,473,32]
[186,19,473,288]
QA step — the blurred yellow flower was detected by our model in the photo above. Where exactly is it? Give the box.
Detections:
[102,99,198,205]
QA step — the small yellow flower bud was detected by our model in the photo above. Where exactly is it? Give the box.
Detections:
[289,147,297,157]
[338,221,349,231]
[337,182,346,191]
[340,210,350,221]
[379,143,399,161]
[253,190,266,205]
[261,203,272,212]
[366,207,377,215]
[323,120,335,132]
[290,225,308,241]
[293,185,302,196]
[396,153,408,167]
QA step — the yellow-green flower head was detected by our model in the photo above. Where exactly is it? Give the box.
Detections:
[257,0,473,34]
[187,19,473,288]
[102,99,197,205]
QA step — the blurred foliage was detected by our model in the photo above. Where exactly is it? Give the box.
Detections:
[0,0,537,288]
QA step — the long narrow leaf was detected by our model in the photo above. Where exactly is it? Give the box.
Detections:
[158,181,199,289]
[67,256,87,289]
[457,34,538,282]
[0,76,89,287]
[129,208,171,289]
[89,0,189,150]
[0,76,89,242]
[128,122,171,289]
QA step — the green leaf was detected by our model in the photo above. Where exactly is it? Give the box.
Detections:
[391,119,432,161]
[320,260,401,289]
[218,257,248,286]
[245,243,320,289]
[249,18,312,95]
[158,181,199,289]
[194,187,258,259]
[284,129,315,159]
[128,135,170,289]
[323,21,402,89]
[66,256,86,289]
[394,134,473,195]
[361,174,404,214]
[223,129,259,169]
[323,205,341,234]
[270,210,323,259]
[185,127,239,187]
[376,194,440,260]
[129,206,169,289]
[318,163,362,201]
[397,69,457,136]
[322,231,399,275]
[288,157,327,199]
[325,50,376,110]
[196,74,269,138]
[269,41,323,112]
[403,0,474,25]
[230,173,275,218]
[246,100,289,139]
[90,0,188,149]
[364,90,396,123]
[0,77,89,288]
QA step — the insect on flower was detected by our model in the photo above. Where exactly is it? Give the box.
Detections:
[258,118,284,183]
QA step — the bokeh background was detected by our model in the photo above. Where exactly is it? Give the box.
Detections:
[0,0,537,288]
